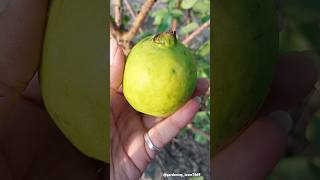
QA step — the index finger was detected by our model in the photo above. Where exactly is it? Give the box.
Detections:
[146,97,201,158]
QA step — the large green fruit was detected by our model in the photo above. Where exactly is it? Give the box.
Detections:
[40,0,108,162]
[213,0,278,155]
[123,31,197,117]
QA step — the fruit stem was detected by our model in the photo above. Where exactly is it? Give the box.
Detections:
[153,30,177,47]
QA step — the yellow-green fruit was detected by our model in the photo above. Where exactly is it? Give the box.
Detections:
[40,0,108,162]
[213,0,278,155]
[123,31,197,117]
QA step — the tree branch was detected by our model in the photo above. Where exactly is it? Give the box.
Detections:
[123,0,143,33]
[171,0,180,32]
[182,20,210,46]
[172,19,177,32]
[122,0,156,42]
[114,0,122,28]
[184,9,192,37]
[110,15,120,39]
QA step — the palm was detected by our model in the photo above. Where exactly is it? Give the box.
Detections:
[110,90,149,179]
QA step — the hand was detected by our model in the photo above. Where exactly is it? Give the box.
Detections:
[109,38,209,179]
[213,52,318,180]
[0,1,107,179]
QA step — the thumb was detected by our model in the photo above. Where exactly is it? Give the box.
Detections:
[110,37,125,91]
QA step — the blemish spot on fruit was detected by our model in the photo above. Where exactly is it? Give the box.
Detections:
[171,68,176,74]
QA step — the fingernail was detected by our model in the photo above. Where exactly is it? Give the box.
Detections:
[194,96,201,104]
[268,110,293,133]
[0,0,10,14]
[110,38,118,65]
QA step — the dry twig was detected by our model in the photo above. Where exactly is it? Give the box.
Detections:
[114,0,122,28]
[183,20,210,45]
[171,19,177,32]
[171,0,180,32]
[110,16,121,39]
[124,0,143,33]
[184,9,192,37]
[122,0,156,42]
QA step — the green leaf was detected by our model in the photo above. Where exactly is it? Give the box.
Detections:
[170,9,184,19]
[196,56,210,78]
[180,0,198,9]
[200,15,210,23]
[180,22,198,35]
[193,111,210,131]
[189,176,204,180]
[197,40,210,56]
[168,0,177,10]
[279,21,310,52]
[196,111,209,119]
[192,111,209,144]
[270,157,320,180]
[207,97,211,109]
[194,134,207,144]
[299,21,320,53]
[179,127,188,137]
[153,15,163,25]
[151,9,167,17]
[122,14,131,26]
[157,14,172,32]
[152,9,168,25]
[192,0,210,17]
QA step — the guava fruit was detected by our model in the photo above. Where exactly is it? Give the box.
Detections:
[40,0,108,162]
[123,31,197,117]
[213,0,279,155]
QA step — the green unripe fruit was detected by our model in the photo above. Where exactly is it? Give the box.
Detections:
[40,0,108,162]
[123,31,197,117]
[213,0,278,155]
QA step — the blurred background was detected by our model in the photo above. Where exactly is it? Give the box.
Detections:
[110,0,210,179]
[269,0,320,179]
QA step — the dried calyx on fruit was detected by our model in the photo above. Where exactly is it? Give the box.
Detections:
[152,30,177,47]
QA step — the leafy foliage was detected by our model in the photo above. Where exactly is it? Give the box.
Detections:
[279,0,320,54]
[193,111,210,144]
[270,0,320,179]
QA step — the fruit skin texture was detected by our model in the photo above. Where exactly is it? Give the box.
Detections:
[213,0,278,155]
[123,32,197,117]
[40,0,108,162]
